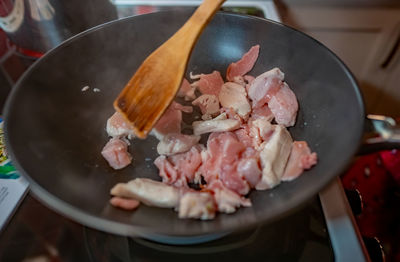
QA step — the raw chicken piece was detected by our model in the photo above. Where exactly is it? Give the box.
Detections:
[110,197,140,210]
[192,118,241,136]
[110,178,180,208]
[268,82,298,127]
[250,118,274,142]
[248,68,284,109]
[244,75,256,93]
[154,155,184,187]
[234,127,254,148]
[220,107,245,124]
[192,94,220,120]
[152,101,192,140]
[191,71,224,96]
[157,133,201,156]
[101,138,132,170]
[237,147,262,188]
[155,145,204,187]
[234,119,274,150]
[232,76,246,86]
[250,104,274,122]
[190,71,201,80]
[282,141,317,181]
[173,103,193,114]
[178,191,216,220]
[256,125,293,190]
[244,75,255,84]
[226,45,260,81]
[202,132,250,195]
[219,82,251,119]
[106,112,135,138]
[207,180,251,213]
[177,78,196,101]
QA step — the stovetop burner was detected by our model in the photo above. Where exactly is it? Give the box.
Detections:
[84,197,333,261]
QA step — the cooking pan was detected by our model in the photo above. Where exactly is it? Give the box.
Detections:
[4,10,399,241]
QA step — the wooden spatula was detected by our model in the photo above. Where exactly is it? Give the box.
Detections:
[114,0,226,139]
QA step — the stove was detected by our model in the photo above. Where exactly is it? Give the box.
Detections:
[0,1,369,261]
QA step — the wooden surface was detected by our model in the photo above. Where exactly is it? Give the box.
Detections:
[114,0,226,138]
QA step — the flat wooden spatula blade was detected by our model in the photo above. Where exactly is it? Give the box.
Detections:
[114,0,226,139]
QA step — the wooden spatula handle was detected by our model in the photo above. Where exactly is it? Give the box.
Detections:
[114,0,226,138]
[175,0,226,44]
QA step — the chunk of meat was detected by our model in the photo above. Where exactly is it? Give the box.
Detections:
[177,78,196,101]
[157,133,201,156]
[155,145,204,187]
[234,127,254,148]
[232,76,246,87]
[110,178,180,208]
[192,118,241,136]
[110,197,140,210]
[173,103,193,114]
[219,82,251,119]
[191,71,224,96]
[250,104,274,122]
[244,75,255,85]
[268,82,298,127]
[192,94,220,120]
[206,180,251,214]
[152,101,192,140]
[154,155,184,187]
[227,45,260,82]
[106,112,134,138]
[234,119,274,150]
[237,148,262,188]
[282,141,317,181]
[248,68,284,109]
[256,125,293,190]
[250,118,274,142]
[202,132,250,195]
[178,191,216,220]
[220,107,245,124]
[101,138,132,170]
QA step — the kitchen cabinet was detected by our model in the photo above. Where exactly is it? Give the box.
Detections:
[281,6,400,116]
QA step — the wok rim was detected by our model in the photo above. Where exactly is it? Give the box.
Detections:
[3,10,365,238]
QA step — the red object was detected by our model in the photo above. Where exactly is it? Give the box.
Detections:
[0,0,14,17]
[16,45,44,58]
[342,151,400,261]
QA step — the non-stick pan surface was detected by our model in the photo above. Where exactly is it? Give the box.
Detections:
[4,11,364,238]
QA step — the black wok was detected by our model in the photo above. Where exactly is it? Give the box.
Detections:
[4,10,369,240]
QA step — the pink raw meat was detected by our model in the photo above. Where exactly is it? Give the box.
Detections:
[153,101,192,138]
[227,45,260,82]
[237,147,262,187]
[248,68,284,109]
[202,132,250,195]
[106,111,134,138]
[234,127,254,148]
[155,145,204,187]
[110,197,140,210]
[206,180,251,213]
[282,141,317,181]
[192,71,224,96]
[101,138,132,170]
[177,78,196,101]
[268,82,298,127]
[192,94,220,118]
[250,104,274,122]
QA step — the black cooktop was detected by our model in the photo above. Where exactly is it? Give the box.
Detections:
[0,193,333,261]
